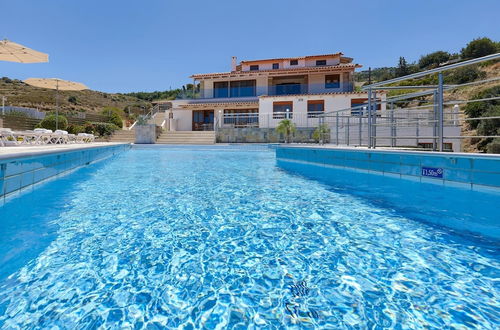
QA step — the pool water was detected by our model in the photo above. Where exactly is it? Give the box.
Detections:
[0,146,498,328]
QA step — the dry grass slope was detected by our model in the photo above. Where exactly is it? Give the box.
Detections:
[0,78,151,114]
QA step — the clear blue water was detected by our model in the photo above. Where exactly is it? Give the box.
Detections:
[0,146,499,328]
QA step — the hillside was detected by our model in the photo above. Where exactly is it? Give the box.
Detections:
[0,77,151,115]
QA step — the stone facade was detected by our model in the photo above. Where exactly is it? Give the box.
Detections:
[216,127,329,144]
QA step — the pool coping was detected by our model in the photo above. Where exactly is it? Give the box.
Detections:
[276,144,500,159]
[0,143,130,161]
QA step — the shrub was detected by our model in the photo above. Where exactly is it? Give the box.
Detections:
[36,114,68,131]
[68,96,77,104]
[464,86,500,129]
[477,105,500,137]
[461,37,498,59]
[418,51,451,69]
[312,124,330,143]
[83,122,95,134]
[66,124,85,134]
[102,107,124,128]
[486,138,500,154]
[445,65,485,84]
[89,122,119,136]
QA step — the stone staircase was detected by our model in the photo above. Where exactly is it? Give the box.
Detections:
[108,129,136,143]
[156,131,216,145]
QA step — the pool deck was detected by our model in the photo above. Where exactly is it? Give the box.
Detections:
[0,143,130,160]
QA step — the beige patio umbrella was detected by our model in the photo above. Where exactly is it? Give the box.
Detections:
[24,78,88,129]
[1,39,48,114]
[0,39,48,63]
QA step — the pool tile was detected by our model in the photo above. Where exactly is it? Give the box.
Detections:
[400,154,421,166]
[3,175,21,195]
[445,169,472,183]
[473,158,500,173]
[472,171,500,187]
[400,164,420,176]
[382,162,400,174]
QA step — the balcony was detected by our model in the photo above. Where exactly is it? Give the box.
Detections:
[190,83,354,100]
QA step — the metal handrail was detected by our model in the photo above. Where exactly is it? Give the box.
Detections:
[362,53,500,89]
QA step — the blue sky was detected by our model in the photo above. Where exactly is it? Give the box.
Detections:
[2,0,499,93]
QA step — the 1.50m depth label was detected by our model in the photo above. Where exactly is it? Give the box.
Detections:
[421,167,444,178]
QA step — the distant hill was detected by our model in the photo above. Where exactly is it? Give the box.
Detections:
[0,77,151,115]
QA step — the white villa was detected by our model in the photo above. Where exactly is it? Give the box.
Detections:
[157,53,385,132]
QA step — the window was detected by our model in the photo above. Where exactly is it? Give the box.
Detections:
[275,83,302,95]
[230,80,256,97]
[351,98,381,116]
[273,101,293,119]
[307,100,324,118]
[213,81,229,98]
[325,74,340,89]
[290,59,298,66]
[316,60,327,66]
[249,65,259,71]
[272,63,279,69]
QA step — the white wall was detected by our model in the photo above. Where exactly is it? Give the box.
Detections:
[171,109,193,131]
[305,56,340,67]
[258,93,385,128]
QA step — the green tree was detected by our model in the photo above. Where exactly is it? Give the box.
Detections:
[461,37,498,59]
[395,57,410,77]
[275,119,296,143]
[418,51,451,69]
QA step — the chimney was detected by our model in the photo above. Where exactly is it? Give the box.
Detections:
[231,56,237,71]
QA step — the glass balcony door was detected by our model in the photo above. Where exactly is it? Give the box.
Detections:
[193,110,214,131]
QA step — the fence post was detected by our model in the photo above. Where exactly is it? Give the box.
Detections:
[346,117,350,146]
[373,91,377,149]
[437,73,444,152]
[367,88,372,148]
[416,118,419,146]
[359,115,362,146]
[390,102,395,147]
[336,113,339,145]
[433,90,438,151]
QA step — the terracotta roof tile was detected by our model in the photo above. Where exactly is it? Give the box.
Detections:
[191,63,361,79]
[240,52,344,64]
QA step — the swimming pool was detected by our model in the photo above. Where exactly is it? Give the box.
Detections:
[0,146,498,328]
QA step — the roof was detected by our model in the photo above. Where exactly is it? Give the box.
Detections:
[191,63,361,79]
[240,52,344,64]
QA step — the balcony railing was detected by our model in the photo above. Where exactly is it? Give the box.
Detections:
[186,83,355,100]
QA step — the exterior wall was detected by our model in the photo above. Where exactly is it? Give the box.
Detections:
[305,56,340,67]
[171,109,193,131]
[241,55,341,71]
[258,93,374,128]
[256,76,268,96]
[308,73,345,94]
